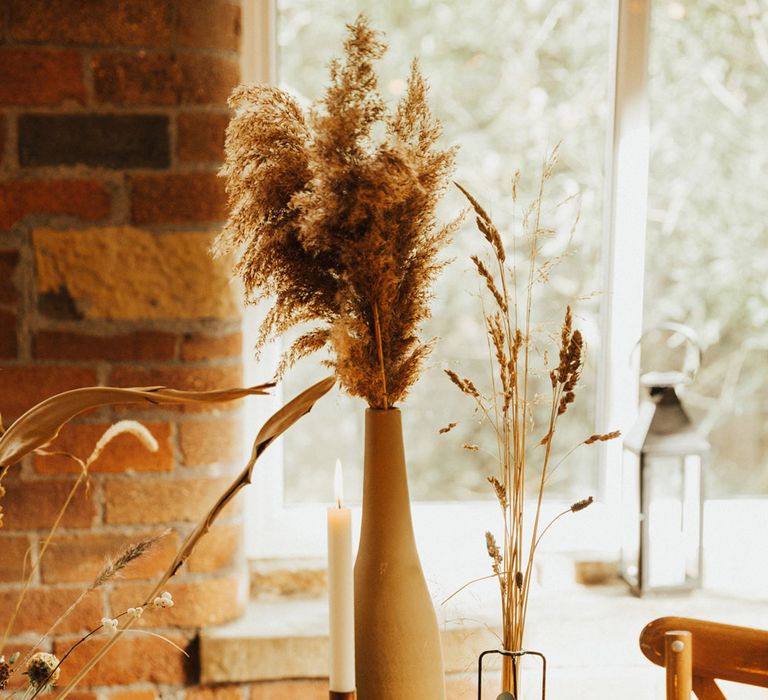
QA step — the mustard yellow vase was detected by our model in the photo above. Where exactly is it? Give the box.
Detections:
[354,408,446,699]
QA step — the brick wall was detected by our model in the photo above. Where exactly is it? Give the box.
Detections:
[0,1,254,698]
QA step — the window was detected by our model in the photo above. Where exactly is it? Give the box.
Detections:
[243,1,768,597]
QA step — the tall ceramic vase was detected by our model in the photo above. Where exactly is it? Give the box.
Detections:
[354,408,446,699]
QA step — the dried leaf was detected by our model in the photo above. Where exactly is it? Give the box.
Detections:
[0,384,274,468]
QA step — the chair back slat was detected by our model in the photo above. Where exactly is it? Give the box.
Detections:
[640,617,768,689]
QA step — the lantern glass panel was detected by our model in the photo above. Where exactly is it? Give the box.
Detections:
[645,456,686,588]
[683,454,702,580]
[620,450,640,587]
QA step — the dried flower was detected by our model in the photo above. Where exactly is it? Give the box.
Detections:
[153,591,174,609]
[570,496,594,513]
[101,617,119,635]
[92,532,168,590]
[438,422,457,434]
[24,652,60,690]
[0,659,9,690]
[584,430,621,445]
[217,15,457,408]
[127,606,143,618]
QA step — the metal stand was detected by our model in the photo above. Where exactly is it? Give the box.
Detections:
[477,649,547,700]
[329,692,356,699]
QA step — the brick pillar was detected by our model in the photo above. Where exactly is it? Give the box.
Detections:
[0,1,246,696]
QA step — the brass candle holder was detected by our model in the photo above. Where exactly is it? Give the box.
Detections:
[329,692,356,699]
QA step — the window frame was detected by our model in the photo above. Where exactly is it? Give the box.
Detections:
[241,0,651,564]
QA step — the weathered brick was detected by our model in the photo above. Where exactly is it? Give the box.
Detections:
[0,180,110,230]
[9,0,173,47]
[50,691,98,700]
[109,690,158,700]
[110,575,243,627]
[179,416,242,466]
[40,529,179,584]
[33,421,174,475]
[0,49,85,106]
[179,54,240,105]
[186,686,243,700]
[130,173,227,225]
[53,633,193,686]
[0,310,17,358]
[0,366,98,419]
[103,475,237,524]
[32,228,240,321]
[0,249,20,302]
[177,0,241,51]
[177,112,230,163]
[187,522,241,573]
[181,332,242,361]
[0,587,101,634]
[1,477,96,529]
[34,330,177,362]
[0,535,31,582]
[250,681,326,700]
[19,114,170,169]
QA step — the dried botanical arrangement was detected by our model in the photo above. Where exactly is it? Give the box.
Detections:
[0,376,334,699]
[216,15,459,408]
[443,149,619,694]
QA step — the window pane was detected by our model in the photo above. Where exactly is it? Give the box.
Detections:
[277,0,609,502]
[645,1,768,497]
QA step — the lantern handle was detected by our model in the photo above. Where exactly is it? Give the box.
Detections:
[632,322,702,385]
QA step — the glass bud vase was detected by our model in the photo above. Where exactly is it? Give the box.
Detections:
[354,408,446,699]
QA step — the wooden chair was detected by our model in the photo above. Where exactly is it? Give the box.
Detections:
[639,616,768,699]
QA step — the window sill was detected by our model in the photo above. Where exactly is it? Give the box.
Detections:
[199,584,767,691]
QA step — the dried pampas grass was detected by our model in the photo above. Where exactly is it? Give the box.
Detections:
[216,15,458,408]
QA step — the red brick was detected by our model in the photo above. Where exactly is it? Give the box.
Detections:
[50,691,97,700]
[0,249,20,302]
[103,475,237,524]
[35,330,177,362]
[110,575,243,628]
[250,681,326,700]
[179,416,242,466]
[0,310,17,358]
[92,52,181,107]
[0,49,85,106]
[0,365,98,420]
[179,54,239,105]
[177,112,230,163]
[177,0,241,51]
[0,534,31,582]
[187,522,241,573]
[0,180,111,230]
[0,587,101,634]
[186,686,242,700]
[93,53,238,107]
[10,0,173,47]
[53,633,193,686]
[40,529,179,584]
[33,420,173,475]
[0,114,6,165]
[129,172,227,225]
[181,332,241,361]
[1,477,96,529]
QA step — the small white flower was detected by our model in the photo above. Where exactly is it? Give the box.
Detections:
[153,591,174,608]
[101,617,119,635]
[127,606,143,618]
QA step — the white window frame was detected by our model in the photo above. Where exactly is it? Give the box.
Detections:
[241,0,652,571]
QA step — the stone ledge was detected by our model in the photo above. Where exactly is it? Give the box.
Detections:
[198,586,768,686]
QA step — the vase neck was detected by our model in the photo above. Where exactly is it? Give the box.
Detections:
[360,408,416,542]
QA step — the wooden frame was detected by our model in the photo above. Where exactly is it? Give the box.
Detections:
[640,616,768,698]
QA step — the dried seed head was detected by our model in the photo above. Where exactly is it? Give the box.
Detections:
[0,660,9,690]
[515,571,524,589]
[438,422,457,435]
[487,475,507,508]
[584,430,621,445]
[570,496,594,513]
[24,652,60,689]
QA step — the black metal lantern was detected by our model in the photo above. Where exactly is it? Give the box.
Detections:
[620,325,710,596]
